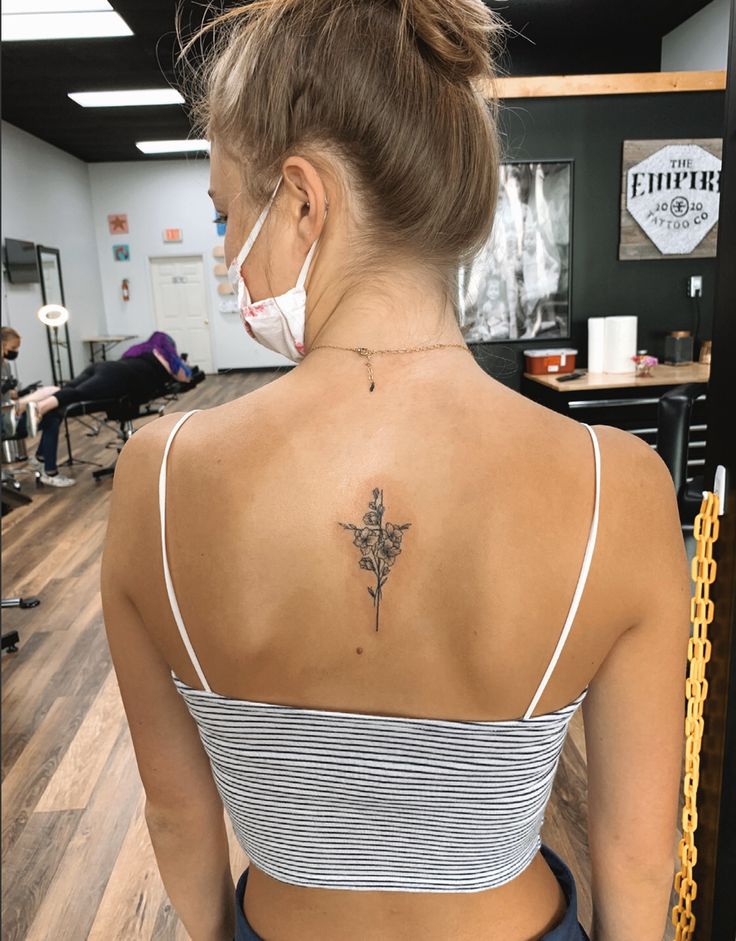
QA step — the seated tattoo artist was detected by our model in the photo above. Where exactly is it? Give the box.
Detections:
[14,331,197,488]
[2,325,74,488]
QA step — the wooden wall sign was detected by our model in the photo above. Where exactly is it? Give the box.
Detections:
[619,138,722,260]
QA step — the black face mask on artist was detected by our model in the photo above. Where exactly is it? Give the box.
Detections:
[4,350,18,360]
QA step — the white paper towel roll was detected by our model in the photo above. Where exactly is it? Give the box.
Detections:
[604,316,638,373]
[587,318,606,373]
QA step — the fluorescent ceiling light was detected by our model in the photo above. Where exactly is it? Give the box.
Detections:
[69,89,184,108]
[3,1,112,12]
[2,11,132,41]
[136,140,211,155]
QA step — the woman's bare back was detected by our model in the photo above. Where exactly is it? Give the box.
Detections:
[143,364,627,716]
[123,359,673,940]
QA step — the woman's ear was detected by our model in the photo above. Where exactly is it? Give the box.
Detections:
[281,156,328,248]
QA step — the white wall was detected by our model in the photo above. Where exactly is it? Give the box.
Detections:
[88,159,288,371]
[1,121,105,387]
[661,0,730,71]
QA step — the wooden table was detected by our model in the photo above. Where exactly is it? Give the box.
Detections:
[524,362,710,394]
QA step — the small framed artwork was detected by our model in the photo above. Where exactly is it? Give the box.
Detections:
[108,213,129,234]
[458,160,573,342]
[113,244,130,262]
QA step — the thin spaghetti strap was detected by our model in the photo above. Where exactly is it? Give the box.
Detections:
[158,409,210,691]
[523,423,601,719]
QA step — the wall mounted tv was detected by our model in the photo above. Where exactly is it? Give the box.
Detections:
[3,238,40,284]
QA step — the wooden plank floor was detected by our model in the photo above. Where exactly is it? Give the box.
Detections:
[2,370,679,940]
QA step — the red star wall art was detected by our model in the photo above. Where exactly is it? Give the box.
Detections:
[107,213,129,235]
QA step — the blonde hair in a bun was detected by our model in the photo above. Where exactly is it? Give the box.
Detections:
[180,0,508,272]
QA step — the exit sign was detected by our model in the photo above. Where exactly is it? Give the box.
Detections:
[163,228,183,242]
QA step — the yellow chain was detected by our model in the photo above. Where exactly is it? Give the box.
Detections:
[672,490,720,941]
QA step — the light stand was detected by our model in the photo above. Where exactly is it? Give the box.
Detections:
[51,325,64,387]
[35,304,99,471]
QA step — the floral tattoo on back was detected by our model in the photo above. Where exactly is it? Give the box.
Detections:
[338,488,411,632]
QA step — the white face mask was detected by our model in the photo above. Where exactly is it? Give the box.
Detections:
[227,179,320,364]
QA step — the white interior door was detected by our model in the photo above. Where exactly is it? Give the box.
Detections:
[149,256,214,374]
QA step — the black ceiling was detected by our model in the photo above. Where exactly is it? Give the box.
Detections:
[0,0,715,163]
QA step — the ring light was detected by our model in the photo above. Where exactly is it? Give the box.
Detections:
[37,304,70,327]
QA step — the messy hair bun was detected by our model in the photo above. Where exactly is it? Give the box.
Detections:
[181,0,507,271]
[394,0,501,82]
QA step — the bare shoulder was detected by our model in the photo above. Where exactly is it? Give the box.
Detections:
[113,410,194,489]
[111,395,269,509]
[592,420,677,489]
[510,396,688,619]
[587,421,690,624]
[506,391,671,494]
[589,421,684,531]
[102,411,197,591]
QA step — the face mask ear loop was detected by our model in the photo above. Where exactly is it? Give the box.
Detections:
[295,197,328,291]
[296,239,320,291]
[235,178,284,269]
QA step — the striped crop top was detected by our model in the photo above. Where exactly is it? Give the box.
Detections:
[161,411,601,892]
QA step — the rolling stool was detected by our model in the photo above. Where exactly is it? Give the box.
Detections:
[2,595,41,653]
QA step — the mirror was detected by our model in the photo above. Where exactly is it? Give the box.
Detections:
[37,246,64,307]
[36,245,74,384]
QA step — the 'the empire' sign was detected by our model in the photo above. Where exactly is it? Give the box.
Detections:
[619,139,722,260]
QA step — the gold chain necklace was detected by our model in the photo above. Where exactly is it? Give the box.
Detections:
[309,343,474,392]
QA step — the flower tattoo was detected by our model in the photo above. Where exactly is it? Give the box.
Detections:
[338,488,411,632]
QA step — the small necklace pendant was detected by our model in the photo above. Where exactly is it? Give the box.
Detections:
[361,351,375,392]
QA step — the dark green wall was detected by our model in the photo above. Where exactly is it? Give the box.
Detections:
[481,90,725,388]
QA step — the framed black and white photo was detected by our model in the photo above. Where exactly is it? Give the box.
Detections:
[458,160,573,342]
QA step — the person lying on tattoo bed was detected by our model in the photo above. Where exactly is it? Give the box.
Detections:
[14,331,200,487]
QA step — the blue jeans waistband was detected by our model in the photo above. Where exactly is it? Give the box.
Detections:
[234,845,590,940]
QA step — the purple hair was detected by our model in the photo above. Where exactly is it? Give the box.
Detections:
[123,332,192,379]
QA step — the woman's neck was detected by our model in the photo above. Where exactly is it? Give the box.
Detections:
[305,265,466,353]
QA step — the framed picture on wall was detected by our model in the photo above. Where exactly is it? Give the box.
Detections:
[458,160,573,342]
[619,138,721,260]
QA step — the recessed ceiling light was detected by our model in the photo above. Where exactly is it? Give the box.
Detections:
[69,89,184,108]
[2,10,132,41]
[136,140,211,155]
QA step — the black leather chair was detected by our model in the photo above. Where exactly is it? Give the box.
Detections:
[656,382,708,529]
[64,394,165,481]
[63,367,206,481]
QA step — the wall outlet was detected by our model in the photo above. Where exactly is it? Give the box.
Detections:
[688,275,703,298]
